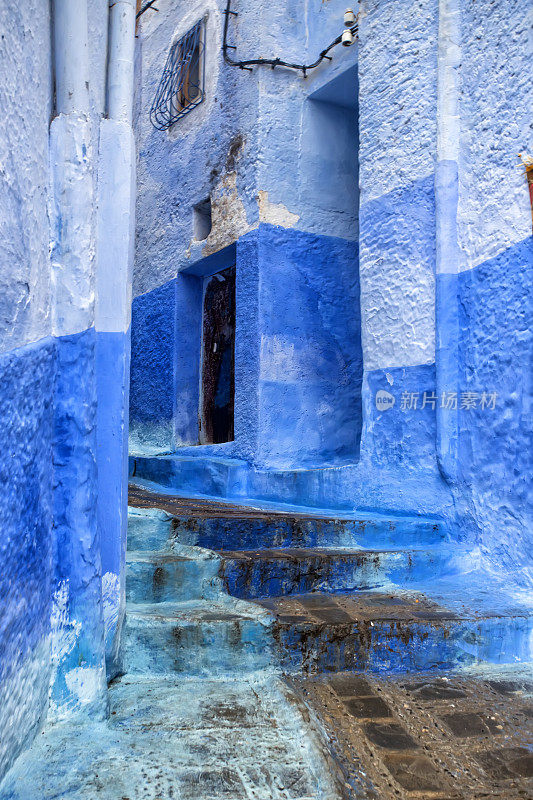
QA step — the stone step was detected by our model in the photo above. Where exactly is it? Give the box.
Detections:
[126,551,221,604]
[129,455,249,500]
[128,487,449,552]
[253,591,533,675]
[217,547,458,600]
[123,600,274,676]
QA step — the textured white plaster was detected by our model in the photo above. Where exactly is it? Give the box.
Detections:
[457,0,532,273]
[50,581,82,668]
[437,0,461,165]
[49,114,96,337]
[0,0,53,353]
[358,0,438,370]
[359,252,436,371]
[95,119,135,334]
[49,579,106,718]
[257,191,300,228]
[102,571,120,642]
[64,667,104,707]
[133,0,359,296]
[358,0,438,203]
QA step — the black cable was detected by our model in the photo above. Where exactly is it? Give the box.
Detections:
[136,0,158,21]
[222,0,357,75]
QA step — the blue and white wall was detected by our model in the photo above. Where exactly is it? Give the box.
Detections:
[0,0,55,777]
[357,0,532,584]
[0,0,136,780]
[131,0,531,584]
[131,0,363,466]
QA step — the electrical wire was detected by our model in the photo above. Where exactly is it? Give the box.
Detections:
[222,0,358,75]
[136,0,158,21]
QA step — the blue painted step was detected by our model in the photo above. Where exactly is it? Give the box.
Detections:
[123,600,274,676]
[125,493,532,678]
[255,591,533,675]
[127,495,448,552]
[129,455,248,499]
[218,546,458,599]
[126,551,221,604]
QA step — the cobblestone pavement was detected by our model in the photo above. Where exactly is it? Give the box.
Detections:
[289,670,533,799]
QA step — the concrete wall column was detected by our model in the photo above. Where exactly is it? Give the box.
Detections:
[49,0,107,720]
[95,0,137,677]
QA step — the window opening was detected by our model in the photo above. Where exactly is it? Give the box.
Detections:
[193,197,212,241]
[150,18,206,130]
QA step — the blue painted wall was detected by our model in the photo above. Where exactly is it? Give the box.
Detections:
[130,281,177,454]
[456,240,533,585]
[129,224,362,469]
[96,330,131,677]
[0,0,132,779]
[0,0,55,779]
[130,0,532,596]
[50,330,106,717]
[0,339,54,779]
[255,225,362,467]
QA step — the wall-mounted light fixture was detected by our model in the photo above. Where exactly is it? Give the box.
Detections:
[344,8,356,27]
[342,29,354,47]
[342,9,356,47]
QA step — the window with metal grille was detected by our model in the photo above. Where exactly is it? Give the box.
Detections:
[150,19,206,130]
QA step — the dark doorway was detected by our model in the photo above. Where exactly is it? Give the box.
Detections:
[200,266,236,444]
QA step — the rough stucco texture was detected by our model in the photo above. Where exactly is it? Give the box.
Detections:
[129,225,363,469]
[256,225,362,468]
[451,0,532,586]
[457,0,531,272]
[50,329,106,719]
[0,338,55,780]
[134,0,359,297]
[0,0,52,352]
[130,281,177,454]
[456,239,533,586]
[134,0,256,297]
[358,0,437,371]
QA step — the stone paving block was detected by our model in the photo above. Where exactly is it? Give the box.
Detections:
[363,722,419,750]
[489,680,533,696]
[403,679,467,700]
[290,669,533,799]
[475,746,533,779]
[311,607,355,625]
[328,674,375,697]
[441,711,501,737]
[343,696,392,719]
[382,753,449,793]
[298,594,342,610]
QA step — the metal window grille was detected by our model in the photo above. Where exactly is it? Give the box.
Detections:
[150,19,205,130]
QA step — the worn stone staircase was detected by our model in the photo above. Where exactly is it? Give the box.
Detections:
[124,485,532,681]
[2,483,530,800]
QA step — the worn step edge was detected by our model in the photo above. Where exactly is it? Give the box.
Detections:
[217,546,463,600]
[123,600,275,676]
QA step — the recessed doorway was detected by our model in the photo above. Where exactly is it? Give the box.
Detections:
[200,265,236,444]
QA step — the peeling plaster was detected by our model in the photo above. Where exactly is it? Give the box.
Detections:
[257,190,300,228]
[50,581,82,671]
[102,572,120,643]
[64,667,105,708]
[201,172,250,257]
